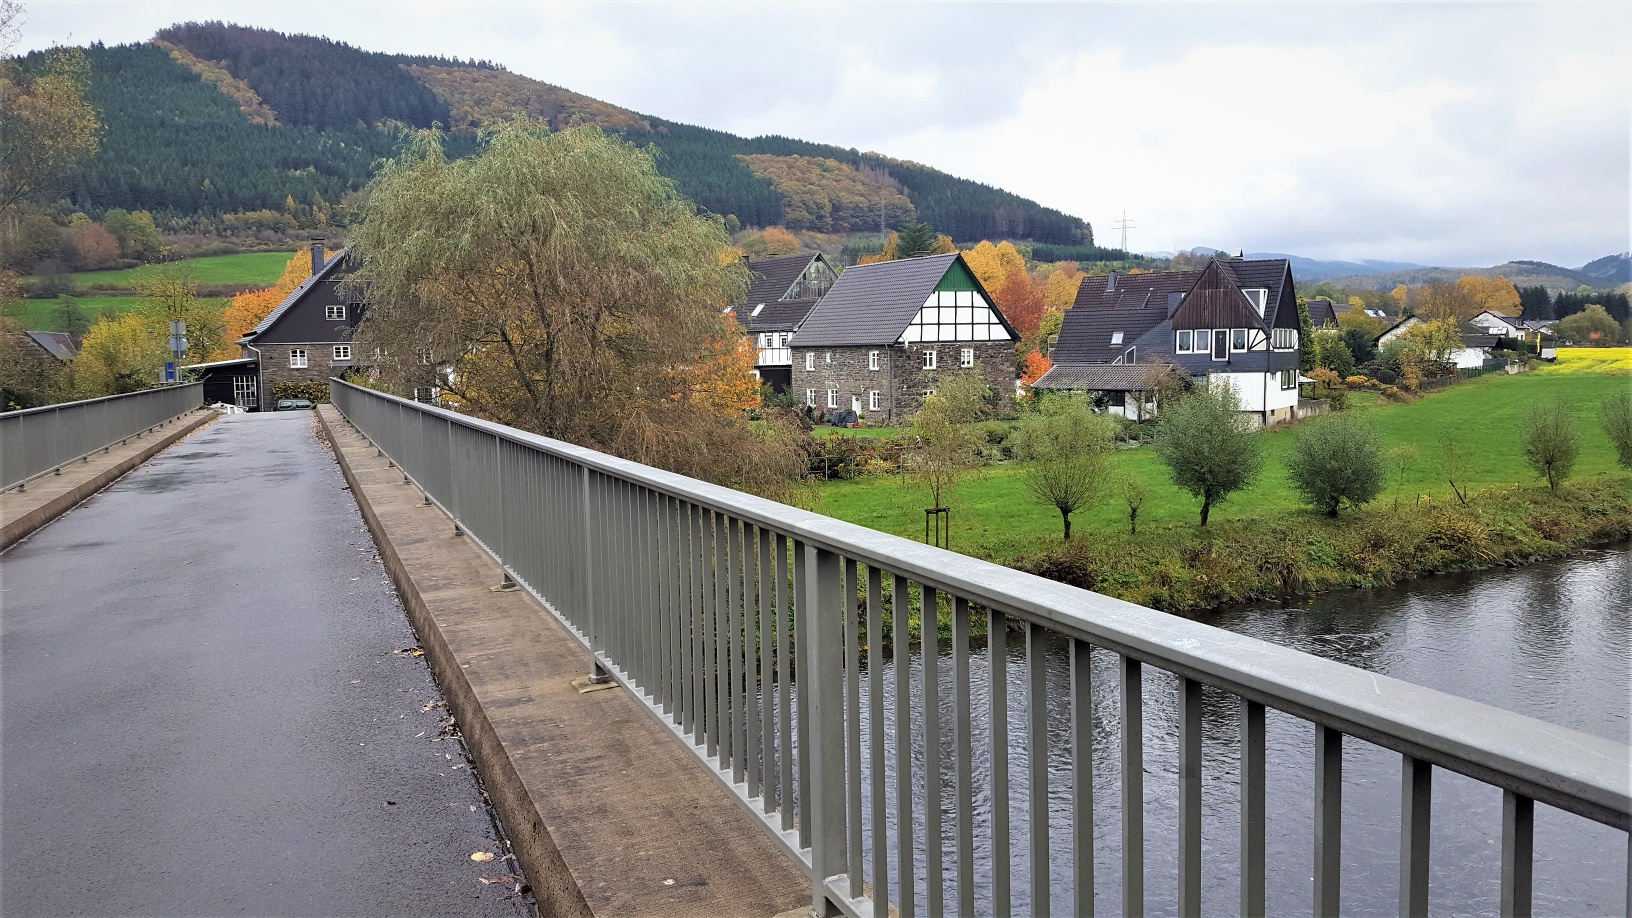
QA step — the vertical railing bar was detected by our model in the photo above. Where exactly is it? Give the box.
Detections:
[795,539,812,850]
[867,565,887,918]
[682,502,698,738]
[730,517,745,785]
[845,558,864,899]
[922,584,944,918]
[1241,700,1267,918]
[1500,790,1534,918]
[1027,621,1050,918]
[1178,677,1203,918]
[806,544,847,918]
[1400,755,1432,918]
[1314,724,1344,918]
[759,527,775,813]
[777,533,794,832]
[990,610,1012,918]
[746,523,762,798]
[951,596,975,918]
[893,573,916,918]
[1071,638,1094,918]
[707,511,722,760]
[1121,655,1144,918]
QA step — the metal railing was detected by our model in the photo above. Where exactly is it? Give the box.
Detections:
[1,384,204,492]
[330,378,1630,918]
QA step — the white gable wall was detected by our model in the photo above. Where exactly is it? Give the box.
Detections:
[898,290,1010,344]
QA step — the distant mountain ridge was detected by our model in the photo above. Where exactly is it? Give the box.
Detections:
[50,21,1092,246]
[1158,248,1628,290]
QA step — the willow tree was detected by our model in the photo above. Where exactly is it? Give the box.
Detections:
[1012,395,1116,539]
[347,124,765,479]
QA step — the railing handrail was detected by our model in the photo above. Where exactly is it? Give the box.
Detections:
[328,378,1630,831]
[0,382,202,421]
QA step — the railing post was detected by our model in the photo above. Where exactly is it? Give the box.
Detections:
[584,465,609,682]
[803,543,845,917]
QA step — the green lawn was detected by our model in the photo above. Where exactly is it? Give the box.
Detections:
[28,251,297,290]
[814,348,1632,561]
[4,295,227,331]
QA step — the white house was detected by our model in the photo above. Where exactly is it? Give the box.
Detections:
[1375,316,1495,370]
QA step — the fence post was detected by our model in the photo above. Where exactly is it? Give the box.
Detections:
[803,543,845,917]
[584,465,610,683]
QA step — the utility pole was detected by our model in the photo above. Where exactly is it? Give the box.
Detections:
[1114,211,1137,254]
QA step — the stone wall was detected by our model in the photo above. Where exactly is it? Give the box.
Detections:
[248,343,358,408]
[791,341,1015,423]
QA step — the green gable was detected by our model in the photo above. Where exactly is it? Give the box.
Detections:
[934,258,983,294]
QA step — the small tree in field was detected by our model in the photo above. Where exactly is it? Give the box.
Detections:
[1386,443,1419,508]
[1283,415,1386,517]
[1012,396,1116,540]
[1152,383,1262,526]
[1124,477,1146,535]
[903,394,982,544]
[1440,437,1471,505]
[1601,389,1632,469]
[1523,400,1579,493]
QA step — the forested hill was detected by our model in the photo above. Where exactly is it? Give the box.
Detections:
[50,22,1093,245]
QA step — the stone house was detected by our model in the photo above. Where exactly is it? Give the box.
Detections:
[235,243,363,409]
[789,252,1018,423]
[727,252,837,394]
[1034,257,1306,426]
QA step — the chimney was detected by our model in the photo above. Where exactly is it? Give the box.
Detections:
[311,241,325,274]
[1106,273,1117,292]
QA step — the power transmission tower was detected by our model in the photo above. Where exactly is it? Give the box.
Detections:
[1113,211,1137,253]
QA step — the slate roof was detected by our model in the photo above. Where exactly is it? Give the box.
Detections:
[791,252,968,348]
[243,247,348,341]
[22,330,79,363]
[1031,364,1166,391]
[1306,298,1341,327]
[742,253,819,306]
[1050,305,1169,363]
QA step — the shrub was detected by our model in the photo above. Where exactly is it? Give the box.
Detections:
[1343,375,1371,388]
[1522,400,1579,493]
[1380,385,1409,402]
[1600,389,1632,469]
[271,380,331,403]
[1152,384,1262,526]
[1374,367,1399,386]
[1282,414,1386,517]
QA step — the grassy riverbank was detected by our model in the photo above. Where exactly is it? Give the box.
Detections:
[816,348,1632,613]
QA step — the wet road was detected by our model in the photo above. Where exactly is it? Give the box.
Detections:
[2,411,531,917]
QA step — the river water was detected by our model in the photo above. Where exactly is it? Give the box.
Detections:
[850,546,1629,916]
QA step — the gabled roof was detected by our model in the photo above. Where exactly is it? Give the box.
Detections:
[741,252,824,306]
[1050,305,1170,363]
[242,247,348,341]
[733,299,819,334]
[1031,363,1166,391]
[1072,270,1202,312]
[23,330,79,363]
[1306,298,1341,327]
[791,252,1014,348]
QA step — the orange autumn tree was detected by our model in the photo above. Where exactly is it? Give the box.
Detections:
[1043,261,1084,310]
[994,269,1046,342]
[1020,351,1052,390]
[680,315,763,412]
[215,249,322,358]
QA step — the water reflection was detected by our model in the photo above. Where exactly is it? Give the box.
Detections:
[846,547,1629,916]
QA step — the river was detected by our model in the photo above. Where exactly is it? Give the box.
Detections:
[846,545,1630,916]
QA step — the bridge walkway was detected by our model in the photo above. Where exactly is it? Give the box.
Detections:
[1,411,532,916]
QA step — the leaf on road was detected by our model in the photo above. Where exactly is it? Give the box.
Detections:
[393,646,424,657]
[470,851,496,862]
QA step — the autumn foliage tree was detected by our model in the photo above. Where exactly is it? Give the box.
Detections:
[961,240,1026,294]
[1455,275,1521,315]
[218,249,320,357]
[1043,261,1084,310]
[993,269,1046,342]
[347,124,790,492]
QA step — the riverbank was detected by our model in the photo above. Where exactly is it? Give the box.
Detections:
[1013,471,1632,613]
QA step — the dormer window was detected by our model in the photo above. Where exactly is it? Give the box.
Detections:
[1110,332,1124,345]
[325,304,346,320]
[1243,289,1268,315]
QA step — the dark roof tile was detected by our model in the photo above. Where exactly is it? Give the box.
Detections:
[792,253,964,348]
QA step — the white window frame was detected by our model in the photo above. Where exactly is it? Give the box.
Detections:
[1110,331,1124,345]
[960,347,974,368]
[923,349,937,370]
[806,389,817,407]
[869,350,879,371]
[333,345,352,362]
[805,352,815,371]
[825,351,833,363]
[826,389,838,409]
[288,348,307,369]
[325,304,347,321]
[1231,328,1248,352]
[923,388,937,398]
[1177,329,1192,352]
[1244,288,1268,314]
[868,390,879,411]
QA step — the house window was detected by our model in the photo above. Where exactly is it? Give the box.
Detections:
[1280,369,1298,390]
[1244,289,1268,314]
[923,388,936,398]
[923,350,937,370]
[869,350,879,371]
[806,389,817,407]
[325,304,346,320]
[1232,329,1247,352]
[418,348,433,365]
[289,348,307,369]
[960,348,974,368]
[1177,330,1192,352]
[333,345,352,361]
[805,352,815,371]
[827,389,838,409]
[868,390,879,411]
[825,351,833,363]
[1111,332,1124,345]
[1272,327,1297,350]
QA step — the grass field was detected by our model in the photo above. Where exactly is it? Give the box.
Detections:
[4,296,227,331]
[26,251,297,290]
[814,348,1632,562]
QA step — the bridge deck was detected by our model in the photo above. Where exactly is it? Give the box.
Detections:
[1,411,531,916]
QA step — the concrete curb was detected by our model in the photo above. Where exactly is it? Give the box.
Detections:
[318,407,594,917]
[1,409,215,552]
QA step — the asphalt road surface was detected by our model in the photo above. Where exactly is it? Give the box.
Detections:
[2,411,533,917]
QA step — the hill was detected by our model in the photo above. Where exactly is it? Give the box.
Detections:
[1324,259,1621,292]
[44,22,1092,246]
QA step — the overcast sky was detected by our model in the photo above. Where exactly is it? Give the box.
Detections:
[18,1,1631,267]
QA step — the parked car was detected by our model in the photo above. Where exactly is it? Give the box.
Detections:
[276,398,315,411]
